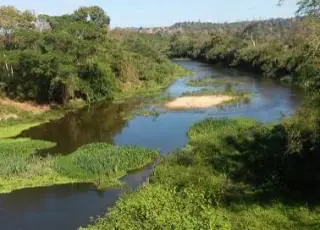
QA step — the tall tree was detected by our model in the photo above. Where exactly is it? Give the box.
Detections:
[0,6,35,33]
[278,0,320,16]
[296,0,320,16]
[0,6,35,77]
[73,6,110,28]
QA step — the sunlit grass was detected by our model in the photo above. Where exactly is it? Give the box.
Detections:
[56,143,159,184]
[0,139,159,194]
[0,123,43,139]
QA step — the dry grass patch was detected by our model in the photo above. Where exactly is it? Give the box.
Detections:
[0,98,50,113]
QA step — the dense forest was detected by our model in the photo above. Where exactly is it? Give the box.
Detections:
[169,17,320,94]
[137,17,303,40]
[0,6,183,105]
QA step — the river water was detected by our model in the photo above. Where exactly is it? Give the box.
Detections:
[0,60,303,230]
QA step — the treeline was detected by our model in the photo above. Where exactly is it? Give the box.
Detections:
[169,17,320,94]
[0,6,180,104]
[171,17,303,40]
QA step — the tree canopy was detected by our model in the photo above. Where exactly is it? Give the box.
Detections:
[73,6,110,28]
[0,6,181,104]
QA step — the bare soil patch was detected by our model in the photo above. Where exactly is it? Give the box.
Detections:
[0,98,50,113]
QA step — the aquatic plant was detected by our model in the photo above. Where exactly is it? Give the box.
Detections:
[56,143,159,182]
[0,138,55,178]
[187,78,242,87]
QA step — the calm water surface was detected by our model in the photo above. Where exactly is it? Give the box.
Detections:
[1,60,303,230]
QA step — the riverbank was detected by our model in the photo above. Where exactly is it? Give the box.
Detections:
[86,116,320,229]
[0,59,307,229]
[0,97,160,194]
[0,99,65,138]
[0,63,187,193]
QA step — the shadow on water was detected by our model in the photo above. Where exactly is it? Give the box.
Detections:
[17,99,142,155]
[0,162,155,230]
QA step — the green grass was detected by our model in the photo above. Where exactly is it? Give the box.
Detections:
[0,139,159,193]
[0,138,56,178]
[85,118,320,230]
[0,123,43,138]
[0,137,70,193]
[56,143,159,187]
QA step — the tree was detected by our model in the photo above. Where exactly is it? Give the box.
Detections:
[278,0,320,16]
[0,6,35,78]
[73,6,110,28]
[0,6,35,33]
[296,0,320,16]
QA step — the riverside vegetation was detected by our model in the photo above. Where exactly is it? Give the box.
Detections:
[1,1,320,229]
[0,5,184,193]
[87,104,320,229]
[0,133,159,193]
[0,101,159,193]
[0,6,186,106]
[86,1,320,230]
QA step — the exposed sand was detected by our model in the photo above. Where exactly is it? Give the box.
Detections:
[164,95,234,109]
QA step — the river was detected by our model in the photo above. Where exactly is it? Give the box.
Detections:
[0,60,303,230]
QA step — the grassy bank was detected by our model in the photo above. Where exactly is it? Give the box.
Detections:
[0,141,158,193]
[85,117,320,230]
[0,129,159,193]
[0,58,183,194]
[0,99,64,135]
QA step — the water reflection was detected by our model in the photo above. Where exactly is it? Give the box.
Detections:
[3,60,304,230]
[0,162,154,230]
[18,100,141,154]
[19,60,303,155]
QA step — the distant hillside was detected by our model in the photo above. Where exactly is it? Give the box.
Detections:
[122,17,304,40]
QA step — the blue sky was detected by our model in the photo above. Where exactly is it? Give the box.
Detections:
[0,0,298,27]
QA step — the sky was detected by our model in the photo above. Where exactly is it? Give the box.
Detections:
[0,0,298,27]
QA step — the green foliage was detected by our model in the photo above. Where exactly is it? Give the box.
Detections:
[86,115,320,229]
[0,6,35,32]
[296,0,320,16]
[56,143,159,180]
[169,17,320,94]
[0,138,55,178]
[0,6,183,105]
[73,6,110,28]
[0,136,158,192]
[88,184,231,230]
